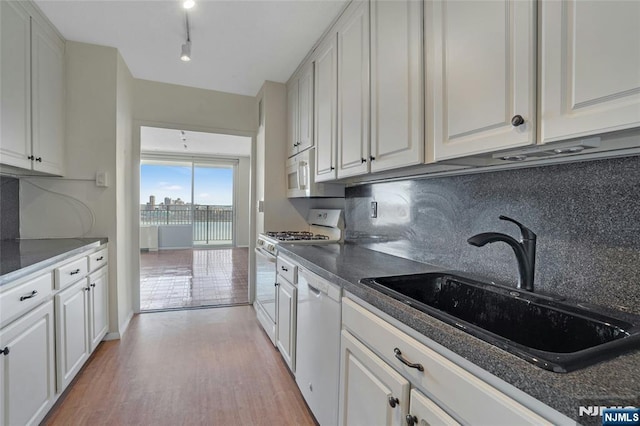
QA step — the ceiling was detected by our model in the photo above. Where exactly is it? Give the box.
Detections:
[35,0,348,97]
[140,126,252,156]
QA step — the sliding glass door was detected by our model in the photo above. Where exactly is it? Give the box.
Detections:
[140,157,236,248]
[193,163,234,246]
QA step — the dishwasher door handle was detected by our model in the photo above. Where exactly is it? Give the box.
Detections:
[308,283,323,296]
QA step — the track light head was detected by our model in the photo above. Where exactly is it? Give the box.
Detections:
[180,41,191,62]
[183,0,195,9]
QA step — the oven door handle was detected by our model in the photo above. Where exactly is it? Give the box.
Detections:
[255,247,276,263]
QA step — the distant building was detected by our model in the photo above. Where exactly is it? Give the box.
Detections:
[164,197,171,206]
[175,198,185,205]
[149,195,155,207]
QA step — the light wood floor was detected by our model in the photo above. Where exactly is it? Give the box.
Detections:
[140,248,249,311]
[43,306,316,425]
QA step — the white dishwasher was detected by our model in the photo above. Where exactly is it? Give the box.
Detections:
[295,266,342,426]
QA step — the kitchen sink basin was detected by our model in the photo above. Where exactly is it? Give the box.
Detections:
[360,273,640,372]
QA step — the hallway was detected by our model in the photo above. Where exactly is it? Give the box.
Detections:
[43,306,316,425]
[139,247,249,311]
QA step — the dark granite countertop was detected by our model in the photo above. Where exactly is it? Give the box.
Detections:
[277,242,640,425]
[0,238,107,286]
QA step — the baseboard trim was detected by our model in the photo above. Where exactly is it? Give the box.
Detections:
[104,310,134,341]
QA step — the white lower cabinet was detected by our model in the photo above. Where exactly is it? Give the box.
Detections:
[276,276,297,373]
[407,388,459,426]
[341,297,554,426]
[340,330,458,426]
[340,330,410,426]
[88,267,109,352]
[0,301,56,426]
[55,279,90,392]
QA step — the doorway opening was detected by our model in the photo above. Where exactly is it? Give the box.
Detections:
[138,126,251,312]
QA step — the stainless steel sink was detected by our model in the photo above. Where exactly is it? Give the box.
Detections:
[360,272,640,372]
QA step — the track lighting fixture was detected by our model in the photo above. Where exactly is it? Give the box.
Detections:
[180,41,191,62]
[183,0,195,9]
[180,12,192,62]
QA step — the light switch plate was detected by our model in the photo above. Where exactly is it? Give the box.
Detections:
[96,171,108,187]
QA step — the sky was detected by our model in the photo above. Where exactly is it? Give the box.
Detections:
[140,163,233,205]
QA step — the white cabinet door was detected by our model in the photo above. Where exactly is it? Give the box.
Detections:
[407,388,460,426]
[426,0,536,161]
[540,0,640,143]
[0,1,32,170]
[337,1,370,179]
[297,63,314,153]
[0,301,55,426]
[370,0,423,172]
[314,35,338,182]
[31,13,65,176]
[287,80,299,158]
[276,276,296,373]
[55,280,90,392]
[89,268,108,352]
[339,330,410,426]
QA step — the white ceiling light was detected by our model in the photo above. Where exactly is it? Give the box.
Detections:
[183,0,195,10]
[180,12,192,62]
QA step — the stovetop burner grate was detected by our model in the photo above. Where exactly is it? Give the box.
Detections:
[266,231,331,241]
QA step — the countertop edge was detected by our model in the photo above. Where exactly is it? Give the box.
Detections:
[0,238,107,286]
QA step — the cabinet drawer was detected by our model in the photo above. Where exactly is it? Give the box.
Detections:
[55,257,88,290]
[342,298,551,426]
[277,255,297,284]
[0,272,53,326]
[88,248,108,272]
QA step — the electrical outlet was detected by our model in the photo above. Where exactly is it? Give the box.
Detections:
[370,201,377,218]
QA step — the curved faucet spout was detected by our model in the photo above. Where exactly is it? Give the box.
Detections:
[467,217,537,292]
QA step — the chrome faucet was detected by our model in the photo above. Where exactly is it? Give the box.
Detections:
[467,215,537,292]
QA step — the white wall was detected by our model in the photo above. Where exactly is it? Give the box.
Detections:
[133,79,257,134]
[255,81,309,234]
[236,156,251,246]
[20,41,128,336]
[115,52,135,332]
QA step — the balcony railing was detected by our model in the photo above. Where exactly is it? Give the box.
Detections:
[140,205,233,244]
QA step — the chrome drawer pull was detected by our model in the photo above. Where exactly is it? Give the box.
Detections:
[281,266,289,272]
[70,269,81,275]
[394,347,424,372]
[20,290,38,301]
[96,256,104,261]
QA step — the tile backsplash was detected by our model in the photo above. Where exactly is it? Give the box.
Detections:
[345,156,640,314]
[0,177,19,240]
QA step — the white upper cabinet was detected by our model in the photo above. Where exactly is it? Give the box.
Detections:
[314,35,339,182]
[370,0,423,173]
[426,0,536,161]
[297,64,314,153]
[1,1,32,170]
[286,80,299,158]
[0,1,65,175]
[31,13,65,175]
[540,0,640,143]
[287,63,314,158]
[336,0,370,179]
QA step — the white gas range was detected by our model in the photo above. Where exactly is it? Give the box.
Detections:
[254,209,342,345]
